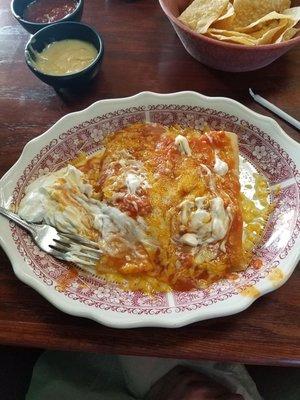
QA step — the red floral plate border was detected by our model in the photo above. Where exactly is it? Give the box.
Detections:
[1,92,299,328]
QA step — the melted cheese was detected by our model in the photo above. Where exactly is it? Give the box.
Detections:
[33,39,98,76]
[18,123,272,293]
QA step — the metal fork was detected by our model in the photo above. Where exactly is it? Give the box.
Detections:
[0,206,101,270]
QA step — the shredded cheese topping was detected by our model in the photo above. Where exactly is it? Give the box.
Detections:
[18,123,272,293]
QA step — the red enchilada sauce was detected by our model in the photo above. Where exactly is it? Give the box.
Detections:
[23,0,78,23]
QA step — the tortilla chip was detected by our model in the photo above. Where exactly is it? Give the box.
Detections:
[283,6,300,22]
[274,7,300,41]
[275,24,300,43]
[178,0,299,45]
[255,19,292,44]
[232,0,291,28]
[281,27,300,41]
[250,20,280,37]
[236,11,294,33]
[206,28,257,45]
[207,18,291,45]
[219,2,235,20]
[178,0,229,34]
[212,2,235,29]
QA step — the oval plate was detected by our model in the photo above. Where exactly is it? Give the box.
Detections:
[0,91,299,328]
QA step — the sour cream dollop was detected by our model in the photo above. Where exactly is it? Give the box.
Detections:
[214,154,228,176]
[175,135,192,156]
[18,165,157,257]
[178,196,231,251]
[18,165,92,224]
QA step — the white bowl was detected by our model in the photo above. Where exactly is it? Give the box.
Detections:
[0,91,299,328]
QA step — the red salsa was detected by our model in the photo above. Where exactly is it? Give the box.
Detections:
[23,0,78,23]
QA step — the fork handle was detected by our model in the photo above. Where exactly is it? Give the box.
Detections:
[0,206,35,234]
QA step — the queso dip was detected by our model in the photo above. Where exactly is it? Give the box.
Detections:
[34,39,98,75]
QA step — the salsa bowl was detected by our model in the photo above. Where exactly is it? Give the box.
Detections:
[11,0,84,34]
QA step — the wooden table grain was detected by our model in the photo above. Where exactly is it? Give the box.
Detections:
[0,0,299,366]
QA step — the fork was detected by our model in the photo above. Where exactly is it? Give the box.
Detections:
[0,206,101,271]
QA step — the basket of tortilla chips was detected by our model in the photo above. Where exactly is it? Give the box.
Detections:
[159,0,300,71]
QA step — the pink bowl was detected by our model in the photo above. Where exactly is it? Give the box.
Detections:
[159,0,300,72]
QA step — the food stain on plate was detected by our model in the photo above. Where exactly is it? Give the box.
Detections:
[252,258,263,270]
[239,285,260,298]
[269,267,284,284]
[56,266,78,292]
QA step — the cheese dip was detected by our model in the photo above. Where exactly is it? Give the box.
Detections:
[34,39,98,75]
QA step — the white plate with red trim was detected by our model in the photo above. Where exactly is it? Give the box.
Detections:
[0,92,299,328]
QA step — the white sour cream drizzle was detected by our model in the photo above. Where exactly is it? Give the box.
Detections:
[18,165,93,226]
[174,135,230,255]
[176,138,230,253]
[179,196,232,251]
[175,135,191,156]
[109,153,150,197]
[125,173,144,195]
[214,153,228,176]
[125,172,149,195]
[200,164,216,191]
[18,165,157,263]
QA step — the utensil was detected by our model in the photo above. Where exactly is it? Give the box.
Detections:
[0,206,101,269]
[249,88,300,131]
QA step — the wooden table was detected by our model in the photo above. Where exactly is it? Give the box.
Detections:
[0,0,299,367]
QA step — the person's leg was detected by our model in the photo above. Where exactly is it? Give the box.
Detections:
[0,345,42,400]
[26,350,135,400]
[247,365,300,400]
